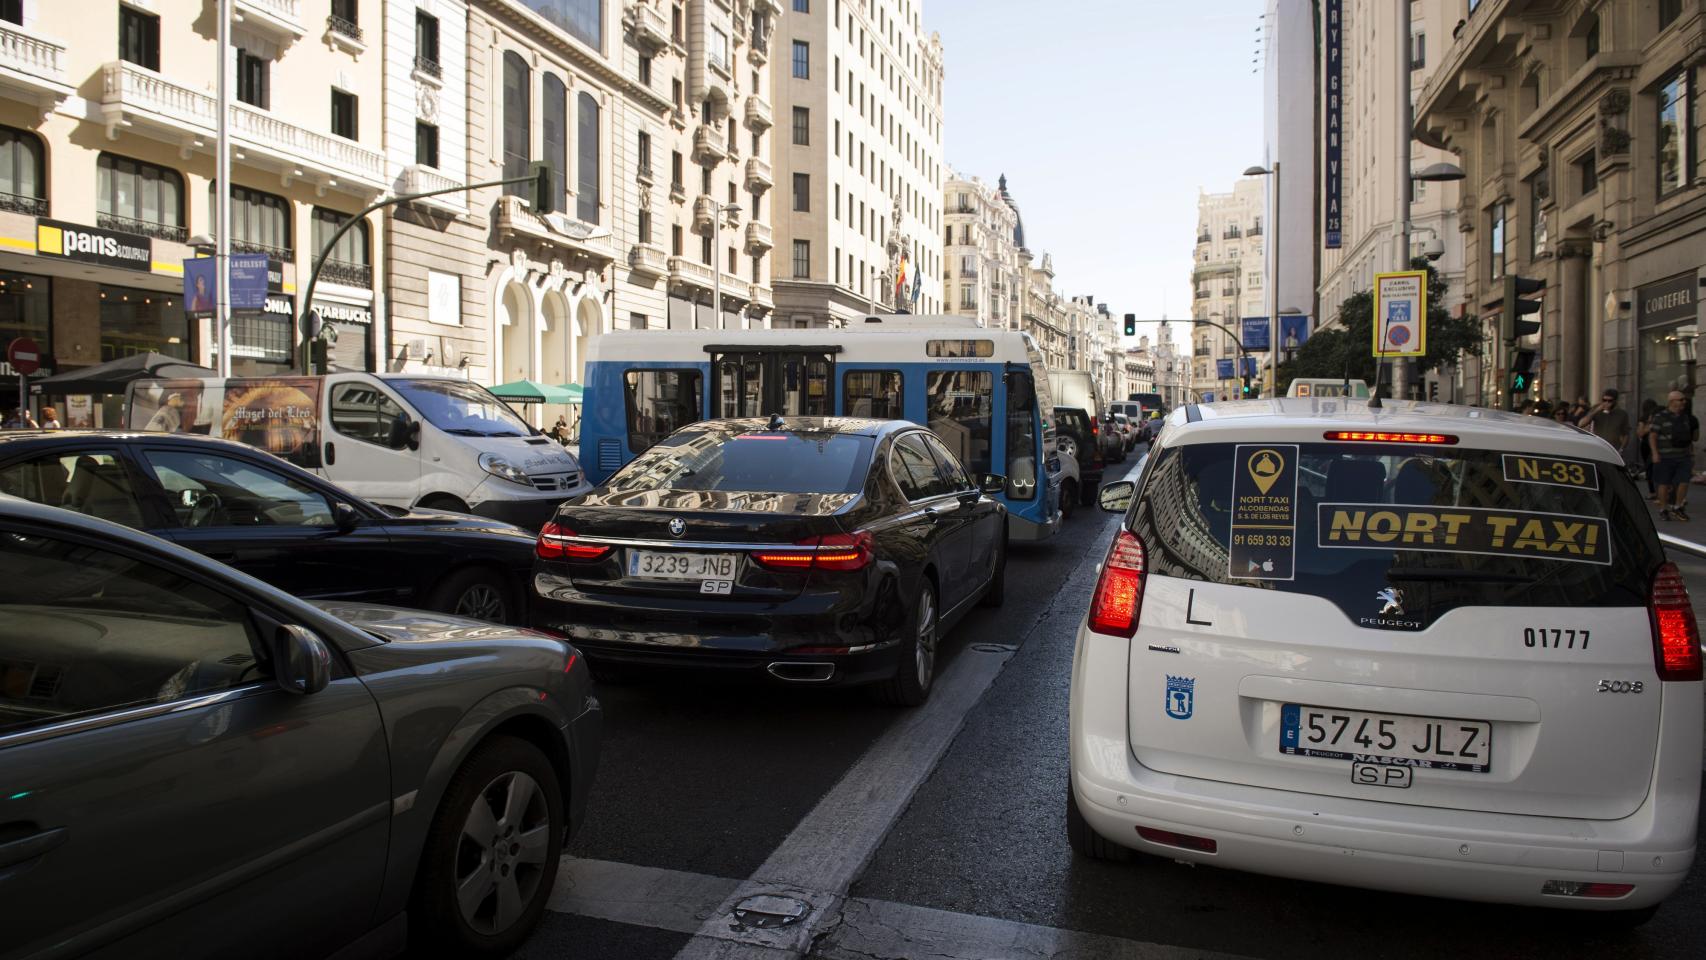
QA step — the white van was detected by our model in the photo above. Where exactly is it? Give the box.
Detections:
[126,374,590,529]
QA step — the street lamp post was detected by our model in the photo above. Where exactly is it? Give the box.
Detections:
[710,201,741,331]
[1195,312,1248,400]
[1243,163,1280,399]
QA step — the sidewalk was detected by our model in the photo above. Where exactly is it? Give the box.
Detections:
[1646,476,1706,547]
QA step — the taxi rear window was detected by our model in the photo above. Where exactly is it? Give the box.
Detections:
[1131,443,1660,627]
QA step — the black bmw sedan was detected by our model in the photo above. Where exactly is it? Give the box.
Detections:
[530,417,1007,705]
[0,430,539,624]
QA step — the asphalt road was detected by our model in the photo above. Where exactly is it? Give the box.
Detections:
[507,447,1706,960]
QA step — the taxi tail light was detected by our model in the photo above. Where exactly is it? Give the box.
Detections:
[1323,431,1458,445]
[753,531,875,572]
[536,521,612,562]
[1088,529,1146,638]
[1135,826,1217,854]
[1649,562,1703,681]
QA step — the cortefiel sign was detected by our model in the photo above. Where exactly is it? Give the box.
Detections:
[35,218,153,271]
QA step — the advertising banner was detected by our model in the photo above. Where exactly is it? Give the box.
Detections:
[1324,0,1343,248]
[1241,317,1271,351]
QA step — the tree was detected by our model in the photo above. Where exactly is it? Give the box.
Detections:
[1276,260,1480,396]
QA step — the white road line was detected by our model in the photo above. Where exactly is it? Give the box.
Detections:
[553,858,1250,960]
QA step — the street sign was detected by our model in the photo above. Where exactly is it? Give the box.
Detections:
[1216,358,1235,379]
[1241,317,1271,351]
[1373,270,1427,358]
[6,336,41,375]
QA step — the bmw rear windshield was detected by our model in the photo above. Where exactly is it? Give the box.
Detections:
[605,429,874,495]
[1131,442,1661,626]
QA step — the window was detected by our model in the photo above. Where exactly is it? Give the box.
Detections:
[577,91,600,223]
[0,0,19,25]
[921,432,975,493]
[0,452,145,529]
[144,450,334,529]
[415,121,439,168]
[639,55,652,85]
[833,119,840,154]
[0,532,258,735]
[637,208,651,244]
[1578,149,1598,195]
[629,311,648,330]
[212,183,291,256]
[701,233,712,264]
[329,382,406,447]
[672,78,683,110]
[331,0,358,24]
[612,429,868,496]
[237,50,269,109]
[792,106,810,145]
[330,90,358,140]
[119,4,160,71]
[671,223,682,256]
[1530,168,1549,259]
[623,369,703,453]
[311,208,371,284]
[1585,16,1600,59]
[793,172,810,211]
[891,433,950,501]
[516,0,603,51]
[710,27,729,71]
[1659,0,1683,30]
[793,239,810,278]
[925,369,992,476]
[501,52,530,196]
[925,339,994,358]
[793,0,809,11]
[0,126,46,216]
[97,153,183,238]
[637,130,653,178]
[1657,70,1691,197]
[415,10,440,69]
[1411,31,1425,70]
[792,40,809,79]
[1488,202,1506,282]
[542,74,568,210]
[844,370,903,418]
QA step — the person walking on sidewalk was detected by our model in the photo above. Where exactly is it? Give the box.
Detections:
[1578,388,1631,452]
[1649,390,1699,520]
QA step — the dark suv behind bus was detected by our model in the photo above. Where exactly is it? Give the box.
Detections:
[1053,407,1104,505]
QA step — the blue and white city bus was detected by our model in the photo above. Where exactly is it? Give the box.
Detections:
[578,316,1063,541]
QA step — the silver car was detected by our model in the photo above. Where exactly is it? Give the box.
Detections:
[0,497,601,960]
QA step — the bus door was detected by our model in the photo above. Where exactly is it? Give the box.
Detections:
[708,346,837,418]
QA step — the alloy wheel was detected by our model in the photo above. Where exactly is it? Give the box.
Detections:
[453,771,552,935]
[455,583,507,622]
[915,587,937,688]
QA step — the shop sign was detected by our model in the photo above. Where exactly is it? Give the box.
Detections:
[1637,272,1697,328]
[35,218,152,271]
[312,300,373,325]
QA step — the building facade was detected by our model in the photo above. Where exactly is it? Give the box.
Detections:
[1417,0,1705,413]
[1262,0,1317,327]
[770,0,944,327]
[0,0,388,424]
[1191,179,1267,400]
[941,169,1018,327]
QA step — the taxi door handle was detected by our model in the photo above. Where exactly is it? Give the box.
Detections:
[0,827,67,871]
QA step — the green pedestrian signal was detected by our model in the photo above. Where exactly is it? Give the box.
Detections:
[1509,349,1536,394]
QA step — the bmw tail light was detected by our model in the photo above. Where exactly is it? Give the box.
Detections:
[536,521,612,561]
[1088,529,1146,637]
[753,531,875,572]
[1649,562,1703,681]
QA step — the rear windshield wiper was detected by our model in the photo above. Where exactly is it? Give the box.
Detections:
[1385,568,1537,584]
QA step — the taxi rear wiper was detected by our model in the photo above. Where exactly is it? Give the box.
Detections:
[1385,568,1536,584]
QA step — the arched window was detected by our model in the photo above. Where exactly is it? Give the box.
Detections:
[502,51,530,196]
[209,182,291,256]
[311,208,372,287]
[542,73,567,212]
[97,152,184,239]
[577,90,599,223]
[0,126,45,216]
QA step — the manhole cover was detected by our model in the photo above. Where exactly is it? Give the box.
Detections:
[731,894,810,929]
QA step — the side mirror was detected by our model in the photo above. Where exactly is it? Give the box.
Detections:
[1098,480,1136,513]
[979,473,1006,495]
[387,415,413,450]
[407,419,422,450]
[271,624,330,695]
[333,500,361,533]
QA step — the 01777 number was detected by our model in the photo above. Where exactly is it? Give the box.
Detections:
[1524,627,1588,650]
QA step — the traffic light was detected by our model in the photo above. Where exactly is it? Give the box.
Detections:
[1123,313,1136,337]
[1499,274,1545,340]
[1509,349,1536,394]
[1241,375,1257,398]
[528,161,554,215]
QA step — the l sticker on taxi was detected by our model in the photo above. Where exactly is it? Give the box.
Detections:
[1502,454,1600,491]
[1317,503,1611,565]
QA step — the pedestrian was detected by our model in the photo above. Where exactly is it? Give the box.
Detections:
[1577,388,1631,452]
[1552,407,1572,424]
[2,407,37,429]
[550,415,571,445]
[38,405,61,430]
[1637,398,1661,497]
[1648,390,1699,521]
[144,392,186,433]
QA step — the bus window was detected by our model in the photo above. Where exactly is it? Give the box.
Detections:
[716,356,765,418]
[844,370,904,419]
[1005,371,1039,501]
[624,369,703,453]
[784,355,832,416]
[926,339,994,358]
[925,369,992,476]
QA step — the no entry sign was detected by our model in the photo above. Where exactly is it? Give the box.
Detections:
[6,337,42,375]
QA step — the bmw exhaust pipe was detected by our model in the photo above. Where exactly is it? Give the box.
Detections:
[767,662,836,682]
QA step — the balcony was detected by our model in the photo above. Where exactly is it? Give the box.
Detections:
[626,2,671,53]
[396,164,466,214]
[692,194,717,234]
[755,0,785,16]
[744,94,772,131]
[1223,228,1241,240]
[232,239,293,261]
[1247,224,1262,236]
[751,284,774,311]
[0,20,73,109]
[744,221,773,253]
[628,243,668,280]
[0,191,47,217]
[744,156,773,193]
[719,273,751,301]
[1194,288,1209,300]
[97,212,184,242]
[100,61,387,196]
[493,195,615,265]
[412,55,442,83]
[1196,232,1211,243]
[233,0,306,44]
[668,255,716,293]
[691,124,726,165]
[669,179,687,203]
[318,258,372,289]
[748,26,769,65]
[325,14,365,53]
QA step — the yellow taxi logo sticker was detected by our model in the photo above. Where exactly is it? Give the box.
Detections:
[1318,503,1610,565]
[36,224,62,256]
[1502,454,1599,491]
[1247,448,1284,496]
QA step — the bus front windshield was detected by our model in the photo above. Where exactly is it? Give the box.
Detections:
[390,379,534,437]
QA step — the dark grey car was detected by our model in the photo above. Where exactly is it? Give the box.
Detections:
[0,498,601,960]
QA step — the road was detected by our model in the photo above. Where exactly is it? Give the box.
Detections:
[508,450,1706,960]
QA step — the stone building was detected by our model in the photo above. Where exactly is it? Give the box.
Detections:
[1190,178,1266,399]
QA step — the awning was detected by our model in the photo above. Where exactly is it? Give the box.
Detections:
[29,352,217,396]
[490,379,580,404]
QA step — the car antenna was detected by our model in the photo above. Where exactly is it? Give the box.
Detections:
[1367,356,1384,410]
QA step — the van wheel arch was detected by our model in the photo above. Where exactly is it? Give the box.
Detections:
[418,493,470,513]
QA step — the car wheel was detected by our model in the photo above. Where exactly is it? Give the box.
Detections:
[878,579,938,707]
[410,736,564,959]
[1065,779,1132,862]
[1059,481,1077,520]
[419,493,472,513]
[432,567,516,625]
[980,528,1006,608]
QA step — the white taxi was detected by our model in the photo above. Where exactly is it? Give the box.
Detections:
[1069,399,1702,922]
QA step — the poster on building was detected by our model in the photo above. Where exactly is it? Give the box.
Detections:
[1373,270,1428,358]
[1241,317,1271,351]
[1323,0,1343,249]
[183,258,218,318]
[221,378,323,468]
[1217,358,1236,379]
[1279,314,1311,352]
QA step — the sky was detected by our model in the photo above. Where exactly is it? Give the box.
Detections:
[922,0,1267,346]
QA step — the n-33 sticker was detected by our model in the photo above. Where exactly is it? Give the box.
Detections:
[1502,454,1600,491]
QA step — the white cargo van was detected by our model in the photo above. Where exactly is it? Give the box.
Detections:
[126,373,590,529]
